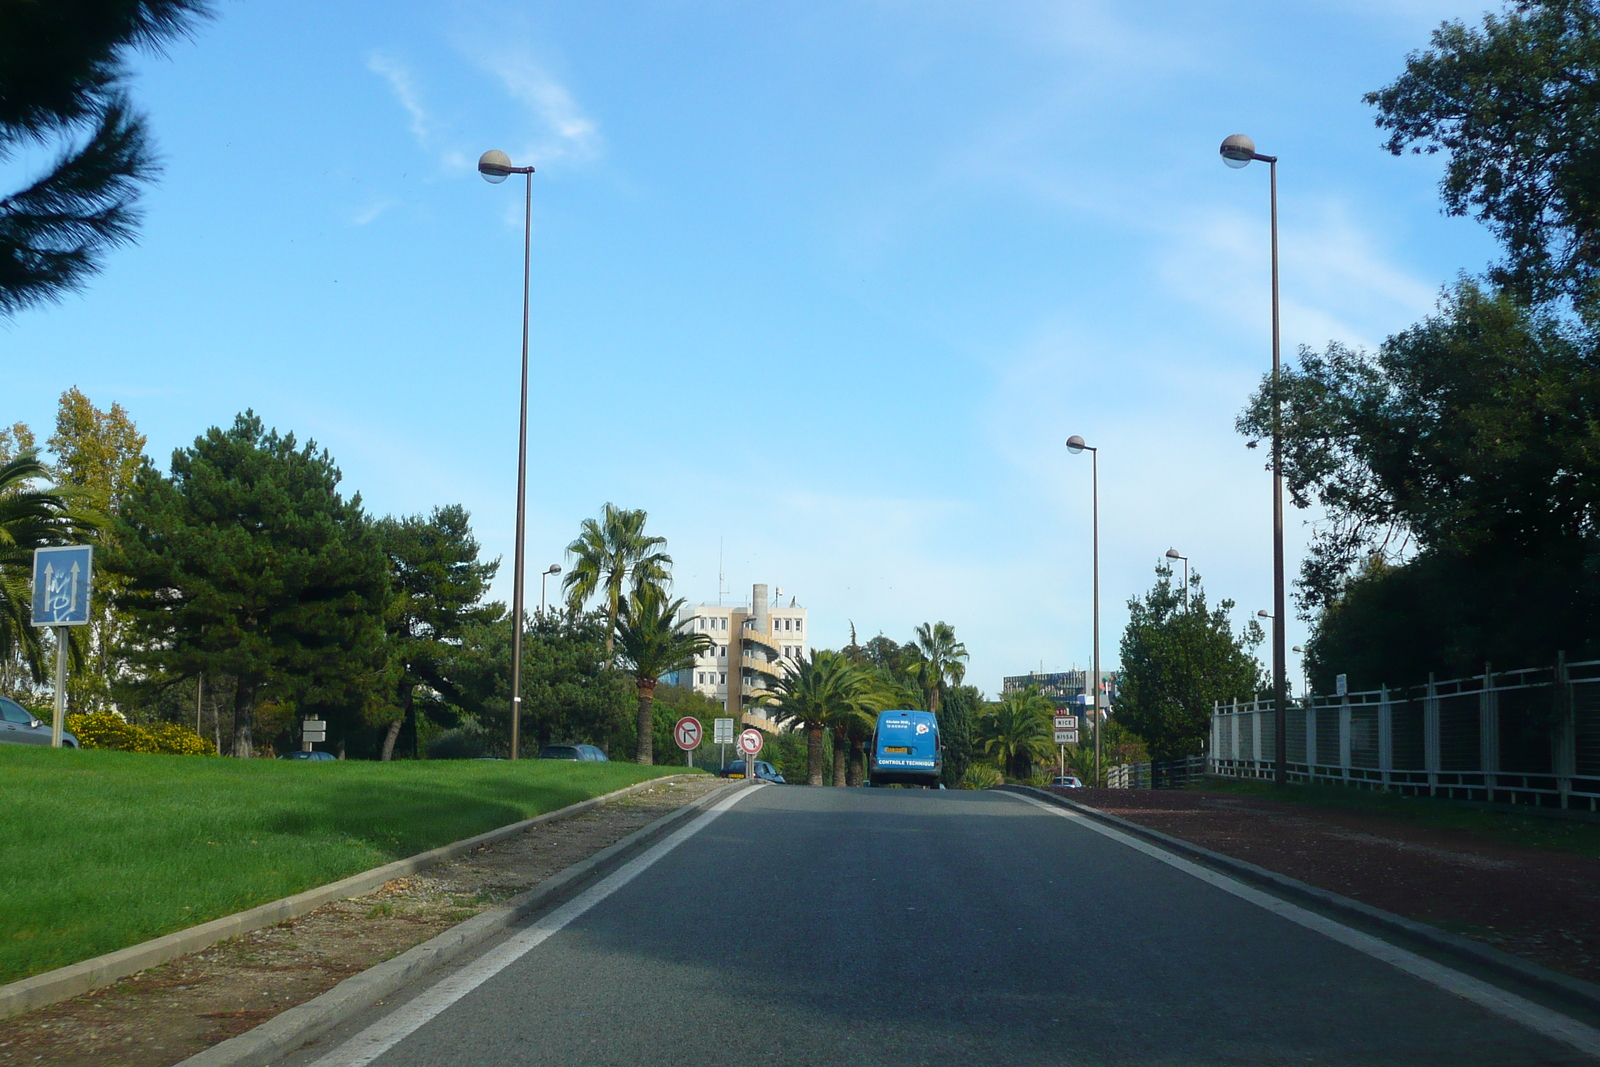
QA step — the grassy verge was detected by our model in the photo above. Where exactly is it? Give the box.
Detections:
[1197,776,1600,858]
[0,746,691,985]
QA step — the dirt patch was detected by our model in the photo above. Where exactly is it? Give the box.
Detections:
[1060,786,1600,982]
[0,776,728,1067]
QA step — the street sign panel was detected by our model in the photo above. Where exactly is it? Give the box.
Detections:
[1054,729,1078,744]
[674,717,703,751]
[737,728,764,756]
[1053,715,1077,730]
[713,718,735,745]
[303,718,327,742]
[31,545,93,627]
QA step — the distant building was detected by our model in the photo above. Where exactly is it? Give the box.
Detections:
[1002,670,1118,711]
[675,583,808,730]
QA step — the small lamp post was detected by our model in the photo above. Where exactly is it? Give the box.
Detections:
[1164,548,1188,611]
[541,564,562,617]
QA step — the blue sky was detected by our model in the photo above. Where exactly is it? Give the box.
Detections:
[7,0,1502,695]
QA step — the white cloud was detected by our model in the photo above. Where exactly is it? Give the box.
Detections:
[351,197,401,226]
[366,52,431,147]
[465,44,602,166]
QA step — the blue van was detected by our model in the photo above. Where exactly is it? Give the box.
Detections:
[868,709,941,788]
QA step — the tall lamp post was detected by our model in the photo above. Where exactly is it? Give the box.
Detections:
[1221,132,1288,788]
[1164,548,1188,611]
[1066,435,1100,788]
[479,148,536,761]
[540,564,562,617]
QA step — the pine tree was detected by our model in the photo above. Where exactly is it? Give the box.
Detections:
[0,0,212,315]
[112,412,389,757]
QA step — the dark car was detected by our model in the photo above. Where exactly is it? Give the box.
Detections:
[279,750,336,761]
[0,696,78,748]
[537,743,610,762]
[717,759,784,783]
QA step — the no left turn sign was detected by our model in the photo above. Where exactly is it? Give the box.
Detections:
[674,717,702,751]
[737,729,764,756]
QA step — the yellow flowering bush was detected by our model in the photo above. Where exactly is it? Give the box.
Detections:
[64,713,214,756]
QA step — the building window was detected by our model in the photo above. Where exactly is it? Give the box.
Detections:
[794,620,802,632]
[719,673,727,684]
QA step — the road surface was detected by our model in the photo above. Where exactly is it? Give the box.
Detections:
[288,785,1599,1066]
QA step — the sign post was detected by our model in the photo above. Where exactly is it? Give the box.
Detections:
[31,546,93,748]
[737,728,764,777]
[713,717,734,769]
[674,716,703,768]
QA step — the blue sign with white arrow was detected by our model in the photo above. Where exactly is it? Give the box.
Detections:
[31,545,93,626]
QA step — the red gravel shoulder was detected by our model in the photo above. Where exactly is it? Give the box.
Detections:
[1056,786,1600,983]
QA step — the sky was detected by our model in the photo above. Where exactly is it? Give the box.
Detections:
[6,0,1504,696]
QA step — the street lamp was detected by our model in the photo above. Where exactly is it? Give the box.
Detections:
[480,149,537,761]
[1164,548,1188,611]
[1293,645,1310,704]
[1066,434,1101,788]
[541,564,562,617]
[1221,132,1289,788]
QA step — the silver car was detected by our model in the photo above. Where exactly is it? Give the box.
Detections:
[0,696,78,748]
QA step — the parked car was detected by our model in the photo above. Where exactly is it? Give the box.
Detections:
[1050,775,1084,788]
[0,696,77,748]
[279,750,336,761]
[718,759,784,783]
[537,743,610,762]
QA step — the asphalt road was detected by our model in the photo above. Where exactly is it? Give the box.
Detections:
[293,785,1597,1066]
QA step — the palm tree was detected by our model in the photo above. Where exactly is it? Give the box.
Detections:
[613,584,713,764]
[906,621,968,716]
[974,685,1055,779]
[0,452,102,685]
[761,650,871,786]
[562,503,672,664]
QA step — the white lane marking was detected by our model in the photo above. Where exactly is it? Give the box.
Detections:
[307,784,764,1067]
[1008,791,1600,1059]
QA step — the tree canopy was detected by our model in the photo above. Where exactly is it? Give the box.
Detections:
[112,413,389,756]
[0,0,212,315]
[1367,0,1600,303]
[1115,563,1264,760]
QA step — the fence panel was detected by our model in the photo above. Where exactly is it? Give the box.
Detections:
[1211,658,1600,808]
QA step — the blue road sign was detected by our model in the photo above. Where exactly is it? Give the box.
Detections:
[31,545,93,627]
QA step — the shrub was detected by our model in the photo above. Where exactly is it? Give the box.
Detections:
[959,763,1003,790]
[427,729,488,760]
[64,713,214,755]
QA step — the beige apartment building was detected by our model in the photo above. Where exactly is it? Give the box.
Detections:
[676,583,809,731]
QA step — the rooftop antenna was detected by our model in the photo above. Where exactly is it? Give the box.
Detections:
[717,539,727,606]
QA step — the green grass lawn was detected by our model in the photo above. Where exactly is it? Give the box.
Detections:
[1199,776,1600,858]
[0,746,689,985]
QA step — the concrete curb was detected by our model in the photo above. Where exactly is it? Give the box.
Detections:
[173,779,749,1067]
[998,784,1600,1016]
[0,772,701,1021]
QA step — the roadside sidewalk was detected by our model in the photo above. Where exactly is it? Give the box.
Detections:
[0,776,728,1067]
[1059,785,1600,984]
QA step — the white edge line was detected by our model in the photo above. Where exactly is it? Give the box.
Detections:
[307,783,765,1067]
[1007,791,1600,1059]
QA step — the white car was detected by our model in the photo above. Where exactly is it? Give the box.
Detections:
[1049,775,1083,788]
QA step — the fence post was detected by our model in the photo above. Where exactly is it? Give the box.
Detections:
[1210,700,1219,775]
[1424,673,1440,796]
[1379,685,1393,789]
[1557,651,1574,809]
[1481,661,1498,802]
[1230,697,1241,764]
[1339,693,1352,782]
[1306,696,1318,776]
[1252,709,1262,766]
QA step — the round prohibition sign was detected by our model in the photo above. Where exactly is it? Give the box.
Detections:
[674,716,702,751]
[737,728,764,756]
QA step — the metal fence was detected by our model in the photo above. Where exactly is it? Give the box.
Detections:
[1106,756,1207,790]
[1210,655,1600,809]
